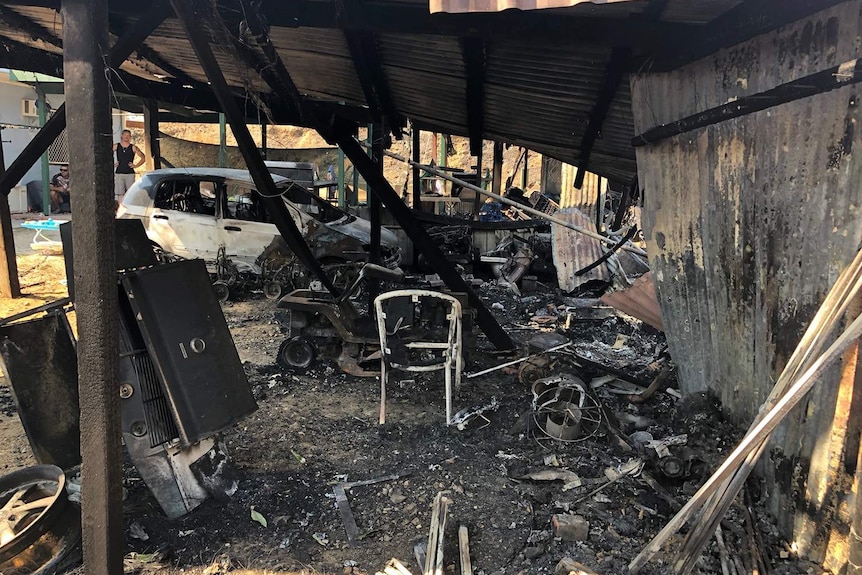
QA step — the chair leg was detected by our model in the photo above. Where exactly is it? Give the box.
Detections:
[379,359,387,425]
[444,359,452,425]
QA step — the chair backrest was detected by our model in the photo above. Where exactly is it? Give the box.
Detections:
[374,289,462,370]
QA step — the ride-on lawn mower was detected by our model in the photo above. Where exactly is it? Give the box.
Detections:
[275,263,404,376]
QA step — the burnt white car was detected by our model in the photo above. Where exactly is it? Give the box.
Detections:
[117,168,400,297]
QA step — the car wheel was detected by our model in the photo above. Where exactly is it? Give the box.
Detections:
[212,281,231,303]
[263,281,283,300]
[276,337,315,371]
[0,466,64,562]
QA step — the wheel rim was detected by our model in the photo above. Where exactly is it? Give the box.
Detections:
[212,282,230,302]
[280,338,314,369]
[264,282,283,300]
[0,466,66,564]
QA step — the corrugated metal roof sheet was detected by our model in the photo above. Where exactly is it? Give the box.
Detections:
[0,0,746,184]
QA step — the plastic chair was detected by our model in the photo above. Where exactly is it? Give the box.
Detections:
[374,289,462,425]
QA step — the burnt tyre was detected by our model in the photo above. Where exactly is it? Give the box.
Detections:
[277,337,316,371]
[212,281,231,303]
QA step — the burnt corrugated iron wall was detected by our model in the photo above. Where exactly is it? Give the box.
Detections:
[631,2,862,569]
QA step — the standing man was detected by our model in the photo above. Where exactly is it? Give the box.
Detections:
[112,129,146,205]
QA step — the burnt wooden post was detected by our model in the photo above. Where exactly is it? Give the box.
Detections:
[0,126,21,298]
[367,122,383,305]
[62,0,123,573]
[335,134,514,350]
[142,99,160,171]
[491,141,503,196]
[171,0,337,295]
[472,143,483,219]
[369,122,382,265]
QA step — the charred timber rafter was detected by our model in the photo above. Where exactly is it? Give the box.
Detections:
[108,14,203,88]
[461,37,485,157]
[574,47,629,189]
[339,4,403,139]
[0,4,62,50]
[170,0,338,295]
[632,58,862,147]
[332,131,515,351]
[228,0,307,126]
[0,5,170,193]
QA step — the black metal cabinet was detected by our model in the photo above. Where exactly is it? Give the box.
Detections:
[121,259,256,446]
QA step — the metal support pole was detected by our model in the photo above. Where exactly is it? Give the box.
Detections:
[521,149,528,190]
[172,0,337,295]
[0,126,21,298]
[439,133,447,168]
[336,134,514,350]
[142,98,160,171]
[36,86,50,215]
[62,0,122,573]
[218,112,227,168]
[411,126,421,212]
[337,146,346,208]
[491,141,503,197]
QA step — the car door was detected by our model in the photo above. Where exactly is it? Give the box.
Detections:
[148,177,220,260]
[218,182,310,266]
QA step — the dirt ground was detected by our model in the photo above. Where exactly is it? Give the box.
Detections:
[0,251,828,575]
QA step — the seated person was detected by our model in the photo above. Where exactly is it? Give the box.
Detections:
[49,165,71,213]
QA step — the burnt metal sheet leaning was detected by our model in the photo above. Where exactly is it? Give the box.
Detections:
[0,312,80,470]
[552,208,611,292]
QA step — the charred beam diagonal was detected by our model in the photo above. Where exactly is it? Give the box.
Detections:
[334,133,514,351]
[0,4,62,49]
[108,14,202,88]
[461,37,485,157]
[342,24,403,138]
[632,58,862,147]
[232,0,306,126]
[170,0,338,295]
[574,47,628,189]
[0,5,170,194]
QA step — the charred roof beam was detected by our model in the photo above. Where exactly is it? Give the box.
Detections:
[573,47,629,189]
[0,4,62,50]
[108,15,203,88]
[461,37,485,157]
[338,1,403,139]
